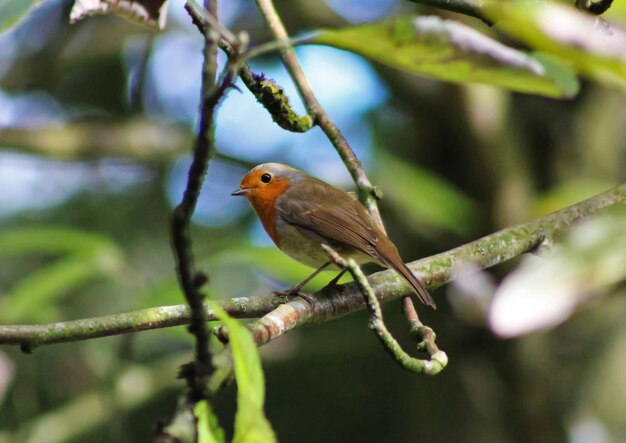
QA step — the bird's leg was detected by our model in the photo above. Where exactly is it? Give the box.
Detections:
[274,262,331,301]
[324,269,347,289]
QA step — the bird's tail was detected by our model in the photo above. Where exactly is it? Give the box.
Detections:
[377,245,436,309]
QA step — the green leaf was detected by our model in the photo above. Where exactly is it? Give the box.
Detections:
[0,0,40,35]
[374,151,482,236]
[210,305,276,443]
[1,256,97,323]
[309,15,579,98]
[0,227,120,257]
[486,3,626,88]
[1,355,185,443]
[1,250,122,323]
[605,0,626,22]
[530,179,617,218]
[0,227,124,322]
[195,400,225,443]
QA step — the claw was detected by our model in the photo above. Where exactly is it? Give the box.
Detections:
[273,289,316,305]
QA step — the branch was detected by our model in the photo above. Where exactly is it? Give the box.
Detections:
[253,0,385,229]
[1,185,623,349]
[236,71,315,133]
[0,297,287,349]
[185,0,239,48]
[185,3,314,133]
[246,184,626,345]
[171,0,221,401]
[401,297,442,359]
[323,245,447,375]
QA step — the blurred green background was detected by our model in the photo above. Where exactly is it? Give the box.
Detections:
[1,0,625,442]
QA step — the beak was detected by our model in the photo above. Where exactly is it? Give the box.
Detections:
[231,187,248,196]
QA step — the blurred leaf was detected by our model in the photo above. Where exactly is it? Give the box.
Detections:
[530,180,617,218]
[2,256,101,323]
[1,251,122,323]
[374,151,481,236]
[69,0,169,30]
[448,263,495,326]
[195,400,225,443]
[0,227,124,323]
[211,305,276,443]
[0,352,15,405]
[310,15,579,98]
[0,0,39,35]
[0,355,185,443]
[605,0,626,21]
[487,3,626,88]
[0,227,121,257]
[489,210,626,338]
[137,279,183,306]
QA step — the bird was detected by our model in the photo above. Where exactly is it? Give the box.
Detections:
[231,163,436,309]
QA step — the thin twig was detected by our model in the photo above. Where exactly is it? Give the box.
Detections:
[253,0,385,230]
[237,35,310,63]
[322,245,447,375]
[171,0,220,401]
[185,4,314,133]
[401,297,442,358]
[185,0,239,46]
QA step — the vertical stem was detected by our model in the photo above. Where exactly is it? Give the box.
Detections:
[170,0,219,401]
[252,0,386,231]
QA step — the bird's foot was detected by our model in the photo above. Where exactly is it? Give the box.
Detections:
[322,269,347,291]
[273,288,317,305]
[321,279,342,292]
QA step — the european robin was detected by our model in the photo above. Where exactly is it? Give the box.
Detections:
[232,163,436,309]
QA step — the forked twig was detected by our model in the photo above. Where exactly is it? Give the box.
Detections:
[321,245,448,375]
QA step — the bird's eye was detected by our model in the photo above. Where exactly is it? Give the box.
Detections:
[261,173,272,184]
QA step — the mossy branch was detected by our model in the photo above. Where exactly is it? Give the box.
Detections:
[185,2,314,133]
[0,297,288,350]
[239,71,314,132]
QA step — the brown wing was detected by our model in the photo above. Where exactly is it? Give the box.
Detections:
[277,178,436,309]
[275,179,380,259]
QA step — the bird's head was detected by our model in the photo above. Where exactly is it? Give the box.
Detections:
[232,163,302,203]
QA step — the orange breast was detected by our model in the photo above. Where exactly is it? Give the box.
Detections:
[246,179,290,247]
[249,194,281,246]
